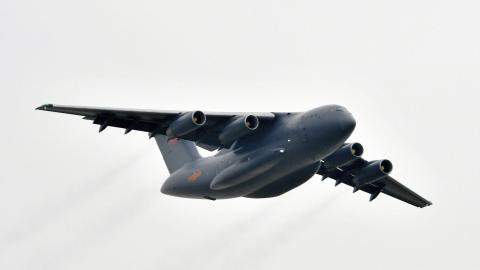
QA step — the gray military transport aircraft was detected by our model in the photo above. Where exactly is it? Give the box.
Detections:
[37,104,432,208]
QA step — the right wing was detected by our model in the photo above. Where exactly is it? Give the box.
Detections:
[317,145,432,208]
[36,104,276,151]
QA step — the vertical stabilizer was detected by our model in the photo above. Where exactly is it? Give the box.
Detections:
[154,135,201,174]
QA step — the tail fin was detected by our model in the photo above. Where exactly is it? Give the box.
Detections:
[154,135,201,174]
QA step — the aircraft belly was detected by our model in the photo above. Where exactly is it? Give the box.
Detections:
[204,153,317,199]
[244,162,321,198]
[209,149,284,191]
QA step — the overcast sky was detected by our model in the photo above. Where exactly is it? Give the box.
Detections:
[1,0,480,269]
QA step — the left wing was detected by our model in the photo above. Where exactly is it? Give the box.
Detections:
[36,104,276,151]
[317,144,432,208]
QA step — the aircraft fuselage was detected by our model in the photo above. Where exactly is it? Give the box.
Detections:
[160,105,356,199]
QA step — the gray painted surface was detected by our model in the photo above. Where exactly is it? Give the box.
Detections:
[154,135,201,174]
[38,104,431,207]
[6,2,479,267]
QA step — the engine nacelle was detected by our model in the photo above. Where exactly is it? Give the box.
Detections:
[166,111,206,138]
[323,143,364,170]
[219,115,259,145]
[353,159,393,189]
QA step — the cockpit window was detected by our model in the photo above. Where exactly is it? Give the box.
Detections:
[329,106,345,112]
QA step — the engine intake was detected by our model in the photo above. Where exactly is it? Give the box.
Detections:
[323,143,364,170]
[352,159,393,191]
[219,115,259,145]
[166,111,206,138]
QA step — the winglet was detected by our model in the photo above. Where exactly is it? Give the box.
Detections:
[36,104,53,111]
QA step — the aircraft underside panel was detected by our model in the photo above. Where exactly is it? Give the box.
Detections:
[245,162,321,198]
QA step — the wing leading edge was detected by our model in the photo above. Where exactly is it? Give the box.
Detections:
[36,104,276,151]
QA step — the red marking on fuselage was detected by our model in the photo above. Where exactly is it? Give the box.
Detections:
[168,138,178,145]
[187,170,202,182]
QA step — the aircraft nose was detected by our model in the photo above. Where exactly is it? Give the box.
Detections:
[339,111,356,135]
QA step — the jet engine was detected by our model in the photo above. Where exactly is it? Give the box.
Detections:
[323,143,364,169]
[219,115,259,145]
[352,159,393,191]
[166,111,206,138]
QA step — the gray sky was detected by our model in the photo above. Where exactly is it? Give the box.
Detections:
[1,0,479,269]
